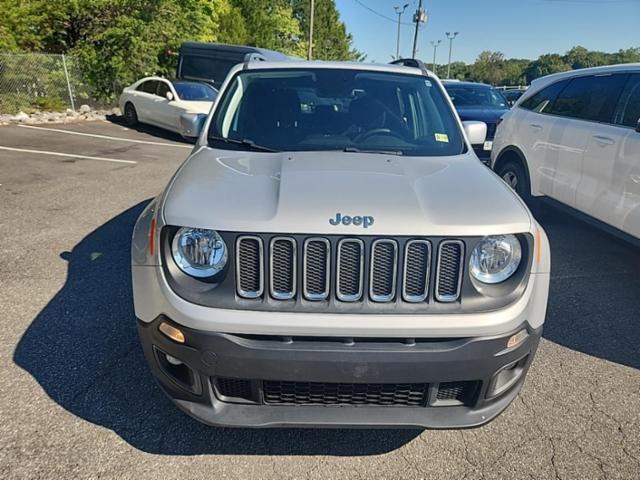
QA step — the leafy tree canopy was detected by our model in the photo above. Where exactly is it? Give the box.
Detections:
[431,46,640,85]
[0,0,358,100]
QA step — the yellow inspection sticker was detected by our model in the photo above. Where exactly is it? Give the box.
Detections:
[435,133,449,143]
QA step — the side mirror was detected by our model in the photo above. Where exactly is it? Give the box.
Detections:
[166,91,174,101]
[179,113,207,139]
[462,120,487,145]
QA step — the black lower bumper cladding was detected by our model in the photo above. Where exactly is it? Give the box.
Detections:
[137,316,542,428]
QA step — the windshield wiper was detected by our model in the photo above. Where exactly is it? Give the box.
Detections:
[209,136,279,152]
[343,147,403,156]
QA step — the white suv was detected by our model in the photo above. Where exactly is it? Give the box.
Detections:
[491,64,640,241]
[132,60,550,428]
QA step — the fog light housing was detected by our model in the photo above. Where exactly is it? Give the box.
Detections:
[153,346,201,395]
[487,355,529,399]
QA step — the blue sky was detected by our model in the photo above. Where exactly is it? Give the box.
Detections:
[334,0,640,63]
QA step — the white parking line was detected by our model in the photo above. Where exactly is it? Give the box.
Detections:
[0,146,138,164]
[17,124,192,149]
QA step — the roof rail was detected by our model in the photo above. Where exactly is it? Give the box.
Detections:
[389,58,430,75]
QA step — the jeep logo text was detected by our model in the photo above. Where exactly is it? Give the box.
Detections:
[329,213,375,228]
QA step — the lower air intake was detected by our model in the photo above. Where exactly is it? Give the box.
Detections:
[263,380,428,406]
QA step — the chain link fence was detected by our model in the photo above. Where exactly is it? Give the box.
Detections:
[0,53,102,114]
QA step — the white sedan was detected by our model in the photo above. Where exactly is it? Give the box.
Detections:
[118,77,217,135]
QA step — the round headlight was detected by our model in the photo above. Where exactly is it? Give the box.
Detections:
[171,228,228,278]
[470,235,522,284]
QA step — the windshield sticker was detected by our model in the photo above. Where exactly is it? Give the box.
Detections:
[424,80,432,87]
[435,133,449,143]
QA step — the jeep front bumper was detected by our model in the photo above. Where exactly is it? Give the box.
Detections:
[138,315,542,428]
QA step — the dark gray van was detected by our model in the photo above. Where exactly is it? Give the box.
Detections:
[176,42,290,89]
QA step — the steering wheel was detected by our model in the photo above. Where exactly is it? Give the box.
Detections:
[353,128,404,143]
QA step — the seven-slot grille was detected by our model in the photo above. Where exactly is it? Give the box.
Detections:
[235,235,466,304]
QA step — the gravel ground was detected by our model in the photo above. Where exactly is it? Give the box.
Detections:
[0,120,638,480]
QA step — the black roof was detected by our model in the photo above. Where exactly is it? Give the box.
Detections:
[179,42,290,61]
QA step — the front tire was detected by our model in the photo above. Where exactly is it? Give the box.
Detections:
[124,102,138,126]
[497,161,531,203]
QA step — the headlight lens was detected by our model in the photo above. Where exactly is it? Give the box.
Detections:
[171,228,228,278]
[470,235,522,284]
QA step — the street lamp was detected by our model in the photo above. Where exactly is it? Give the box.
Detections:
[394,4,409,59]
[430,40,442,74]
[445,31,459,79]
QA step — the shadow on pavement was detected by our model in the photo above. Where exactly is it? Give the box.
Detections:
[13,202,419,456]
[536,202,640,370]
[105,114,194,145]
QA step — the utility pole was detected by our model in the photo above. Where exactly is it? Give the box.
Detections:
[411,0,427,59]
[308,0,315,60]
[394,4,409,59]
[430,40,441,74]
[446,31,459,78]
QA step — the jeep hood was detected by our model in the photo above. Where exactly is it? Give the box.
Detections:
[162,148,531,236]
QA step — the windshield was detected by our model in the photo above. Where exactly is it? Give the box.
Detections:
[208,68,465,157]
[445,84,508,109]
[173,81,217,101]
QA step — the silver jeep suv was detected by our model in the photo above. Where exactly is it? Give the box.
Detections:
[131,60,550,428]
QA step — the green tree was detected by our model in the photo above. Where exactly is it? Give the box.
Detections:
[613,47,640,64]
[290,0,362,61]
[470,51,506,85]
[232,0,306,57]
[524,53,570,83]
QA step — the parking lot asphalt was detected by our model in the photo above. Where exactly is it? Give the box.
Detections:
[0,120,638,480]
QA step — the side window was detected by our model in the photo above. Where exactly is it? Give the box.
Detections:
[137,80,158,95]
[615,74,640,128]
[520,80,568,113]
[550,74,628,123]
[156,81,170,98]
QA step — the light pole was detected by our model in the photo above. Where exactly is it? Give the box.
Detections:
[308,0,315,60]
[411,0,428,59]
[430,40,442,74]
[445,31,459,78]
[394,3,409,59]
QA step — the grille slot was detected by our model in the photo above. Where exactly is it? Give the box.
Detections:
[263,380,428,406]
[435,240,464,302]
[336,239,365,302]
[303,238,330,301]
[369,240,398,302]
[269,237,296,300]
[402,240,431,302]
[236,236,264,298]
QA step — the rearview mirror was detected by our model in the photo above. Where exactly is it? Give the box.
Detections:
[166,91,174,101]
[462,120,487,145]
[180,113,206,139]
